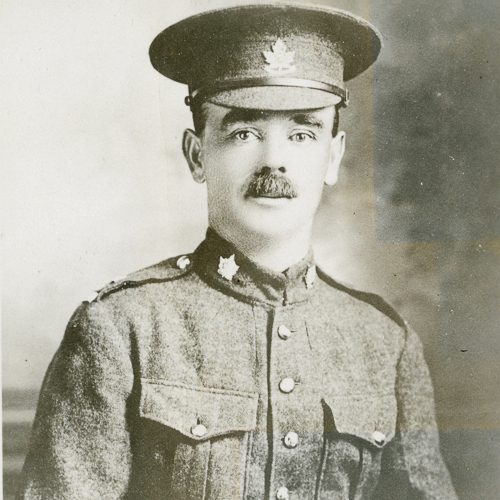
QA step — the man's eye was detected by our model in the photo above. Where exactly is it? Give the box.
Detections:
[291,132,315,143]
[233,130,258,141]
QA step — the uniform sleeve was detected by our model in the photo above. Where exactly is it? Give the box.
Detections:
[17,300,135,500]
[374,325,458,500]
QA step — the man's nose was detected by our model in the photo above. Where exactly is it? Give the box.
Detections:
[260,136,287,173]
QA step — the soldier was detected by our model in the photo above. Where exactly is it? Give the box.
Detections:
[19,3,458,499]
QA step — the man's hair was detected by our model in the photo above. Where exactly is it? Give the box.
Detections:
[191,101,341,138]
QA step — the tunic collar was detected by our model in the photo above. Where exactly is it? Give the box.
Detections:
[193,228,316,306]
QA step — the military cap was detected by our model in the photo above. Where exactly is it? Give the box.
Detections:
[149,2,382,110]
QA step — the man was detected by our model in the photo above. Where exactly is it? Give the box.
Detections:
[18,3,457,499]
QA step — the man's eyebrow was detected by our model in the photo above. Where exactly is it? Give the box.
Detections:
[220,109,266,129]
[219,109,325,130]
[290,112,325,129]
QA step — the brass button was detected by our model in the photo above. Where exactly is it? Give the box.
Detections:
[372,430,386,446]
[276,486,290,500]
[190,424,207,437]
[284,432,299,448]
[279,378,295,394]
[278,325,292,340]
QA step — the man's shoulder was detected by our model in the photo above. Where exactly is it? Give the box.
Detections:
[315,267,407,330]
[89,253,195,303]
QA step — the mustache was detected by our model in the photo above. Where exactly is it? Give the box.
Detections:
[245,171,298,199]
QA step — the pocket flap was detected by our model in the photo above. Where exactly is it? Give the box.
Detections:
[140,379,259,441]
[324,393,397,449]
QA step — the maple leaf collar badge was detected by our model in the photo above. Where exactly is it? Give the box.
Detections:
[218,254,240,281]
[263,38,296,74]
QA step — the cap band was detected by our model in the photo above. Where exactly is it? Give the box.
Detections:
[189,77,349,106]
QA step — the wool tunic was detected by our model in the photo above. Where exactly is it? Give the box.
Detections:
[18,229,457,499]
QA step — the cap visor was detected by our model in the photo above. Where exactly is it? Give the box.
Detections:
[205,85,342,110]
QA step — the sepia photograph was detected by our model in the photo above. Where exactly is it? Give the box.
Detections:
[2,0,499,498]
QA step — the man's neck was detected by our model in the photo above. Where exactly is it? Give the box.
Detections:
[210,225,312,273]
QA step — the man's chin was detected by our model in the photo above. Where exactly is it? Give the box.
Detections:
[232,208,306,240]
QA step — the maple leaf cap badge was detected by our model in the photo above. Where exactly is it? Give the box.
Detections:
[263,38,296,75]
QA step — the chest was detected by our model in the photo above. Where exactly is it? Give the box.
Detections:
[134,290,401,400]
[129,290,401,500]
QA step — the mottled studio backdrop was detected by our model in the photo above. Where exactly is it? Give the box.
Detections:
[1,0,499,498]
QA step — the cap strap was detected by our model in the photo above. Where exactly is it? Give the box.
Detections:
[188,77,349,106]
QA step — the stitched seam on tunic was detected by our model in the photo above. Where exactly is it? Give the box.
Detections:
[140,379,258,399]
[265,308,276,499]
[199,441,211,500]
[243,304,259,500]
[305,319,313,351]
[315,268,406,328]
[96,270,194,301]
[243,431,254,499]
[252,305,259,393]
[328,392,396,400]
[314,424,328,500]
[394,323,409,374]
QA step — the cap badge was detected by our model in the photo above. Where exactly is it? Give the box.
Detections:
[263,38,296,75]
[218,254,239,281]
[304,265,316,289]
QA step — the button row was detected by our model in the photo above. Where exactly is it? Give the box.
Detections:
[276,324,297,500]
[277,319,296,467]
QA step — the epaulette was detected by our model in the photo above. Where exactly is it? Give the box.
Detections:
[316,267,407,329]
[86,254,194,303]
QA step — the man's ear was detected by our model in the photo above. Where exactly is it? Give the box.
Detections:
[182,129,205,183]
[324,131,346,186]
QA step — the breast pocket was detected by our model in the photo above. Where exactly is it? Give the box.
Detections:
[318,393,398,500]
[139,378,259,500]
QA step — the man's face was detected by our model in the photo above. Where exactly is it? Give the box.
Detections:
[183,103,345,243]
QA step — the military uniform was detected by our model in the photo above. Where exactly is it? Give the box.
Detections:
[19,3,458,498]
[19,229,457,499]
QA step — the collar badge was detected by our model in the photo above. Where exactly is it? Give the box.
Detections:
[218,254,239,281]
[263,38,296,74]
[305,265,316,289]
[176,255,191,270]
